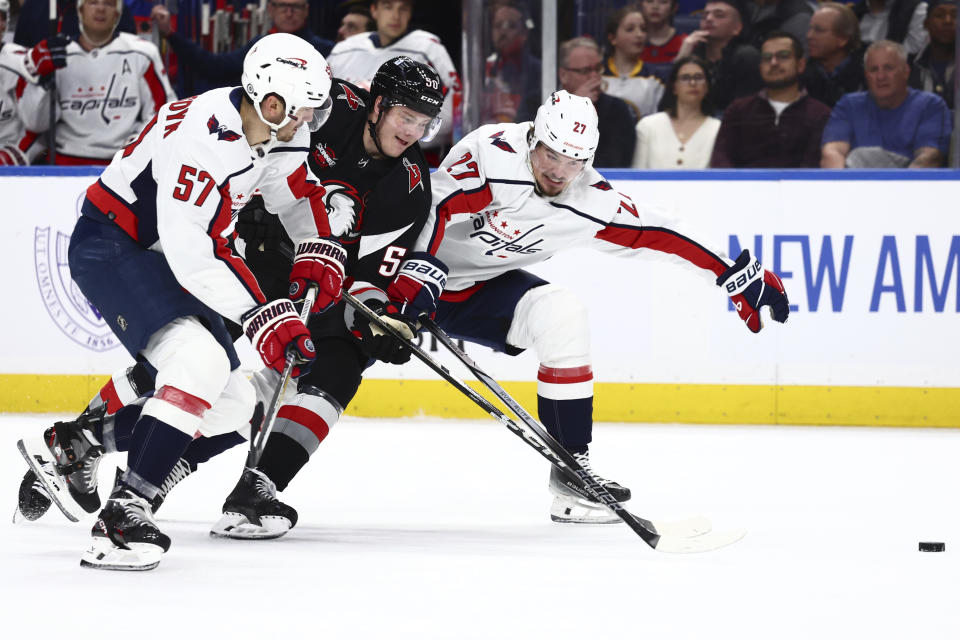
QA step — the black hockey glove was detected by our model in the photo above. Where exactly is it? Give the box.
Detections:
[716,249,790,333]
[350,298,417,365]
[235,197,292,254]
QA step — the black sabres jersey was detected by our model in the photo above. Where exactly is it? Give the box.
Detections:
[236,79,432,332]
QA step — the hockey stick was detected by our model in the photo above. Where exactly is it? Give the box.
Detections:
[344,292,744,553]
[246,285,318,468]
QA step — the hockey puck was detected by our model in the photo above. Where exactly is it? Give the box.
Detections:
[919,542,945,552]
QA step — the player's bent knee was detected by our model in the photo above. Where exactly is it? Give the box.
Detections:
[511,285,591,366]
[197,370,257,438]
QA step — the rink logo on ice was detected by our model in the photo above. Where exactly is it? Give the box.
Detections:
[34,207,120,352]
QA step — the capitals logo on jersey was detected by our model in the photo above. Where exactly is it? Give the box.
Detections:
[489,131,516,153]
[403,157,423,193]
[207,115,242,142]
[323,181,365,240]
[337,83,365,111]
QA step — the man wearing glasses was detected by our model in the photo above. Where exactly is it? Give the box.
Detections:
[557,36,637,167]
[150,0,333,92]
[711,31,831,167]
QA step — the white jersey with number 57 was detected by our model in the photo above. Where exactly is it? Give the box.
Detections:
[415,122,731,293]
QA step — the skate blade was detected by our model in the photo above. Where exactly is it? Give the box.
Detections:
[80,537,163,571]
[209,512,292,540]
[17,439,84,523]
[549,496,621,524]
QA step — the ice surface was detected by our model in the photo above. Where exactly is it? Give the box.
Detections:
[2,414,958,639]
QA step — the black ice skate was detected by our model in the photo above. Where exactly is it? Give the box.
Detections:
[17,406,107,522]
[14,461,53,522]
[80,488,171,571]
[549,451,632,524]
[150,457,196,513]
[210,467,298,540]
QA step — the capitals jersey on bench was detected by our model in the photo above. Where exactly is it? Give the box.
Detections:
[19,32,175,163]
[81,86,331,324]
[0,43,43,164]
[415,122,732,294]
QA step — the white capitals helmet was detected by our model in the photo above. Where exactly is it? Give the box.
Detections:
[242,33,333,139]
[530,90,599,167]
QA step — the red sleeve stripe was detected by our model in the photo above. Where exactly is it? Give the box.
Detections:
[286,164,331,237]
[595,225,728,276]
[17,130,39,153]
[55,153,112,166]
[429,183,493,254]
[122,113,157,158]
[537,365,594,384]
[277,405,331,443]
[155,385,212,417]
[85,179,139,240]
[143,63,168,113]
[15,76,27,99]
[207,182,266,304]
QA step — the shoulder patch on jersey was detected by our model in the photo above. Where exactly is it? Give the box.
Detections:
[403,157,424,193]
[207,115,242,142]
[591,180,613,191]
[489,131,516,153]
[337,83,365,110]
[311,141,338,169]
[617,192,639,217]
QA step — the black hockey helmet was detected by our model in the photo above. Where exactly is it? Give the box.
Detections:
[369,56,444,142]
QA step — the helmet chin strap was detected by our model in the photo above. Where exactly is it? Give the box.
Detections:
[366,109,387,158]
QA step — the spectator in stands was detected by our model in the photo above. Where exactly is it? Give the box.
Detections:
[853,0,929,56]
[14,0,134,47]
[602,4,665,118]
[633,55,719,168]
[908,0,954,109]
[641,0,688,68]
[150,1,332,92]
[741,0,814,50]
[821,40,950,168]
[327,0,459,149]
[559,36,636,167]
[711,31,831,167]
[0,0,45,165]
[677,0,763,113]
[19,0,175,164]
[802,3,866,107]
[337,4,375,42]
[481,0,541,124]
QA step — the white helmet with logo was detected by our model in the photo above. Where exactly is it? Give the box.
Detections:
[530,90,599,166]
[242,33,333,137]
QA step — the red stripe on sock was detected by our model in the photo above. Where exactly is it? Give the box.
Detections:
[98,378,124,415]
[537,365,593,384]
[277,405,330,443]
[154,386,212,417]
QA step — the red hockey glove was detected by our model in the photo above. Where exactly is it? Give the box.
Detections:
[26,35,69,84]
[0,144,27,166]
[242,299,316,376]
[716,249,790,333]
[386,252,448,324]
[289,237,346,313]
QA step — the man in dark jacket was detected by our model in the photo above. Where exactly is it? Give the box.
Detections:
[801,2,866,107]
[712,31,831,167]
[853,0,928,55]
[908,0,955,109]
[151,0,333,93]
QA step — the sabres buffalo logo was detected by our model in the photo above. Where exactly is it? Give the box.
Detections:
[322,181,365,241]
[337,83,365,110]
[207,115,242,141]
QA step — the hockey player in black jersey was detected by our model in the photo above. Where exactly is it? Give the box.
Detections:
[15,56,447,541]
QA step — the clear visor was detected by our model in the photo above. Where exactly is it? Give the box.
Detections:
[383,101,443,143]
[290,96,333,133]
[531,143,588,183]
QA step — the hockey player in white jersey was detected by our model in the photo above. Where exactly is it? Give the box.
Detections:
[0,0,44,164]
[17,0,175,163]
[327,0,460,146]
[414,90,790,523]
[16,33,343,570]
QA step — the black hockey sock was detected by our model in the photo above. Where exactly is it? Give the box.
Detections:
[537,395,593,455]
[256,432,310,492]
[182,431,246,467]
[97,403,143,453]
[125,416,193,493]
